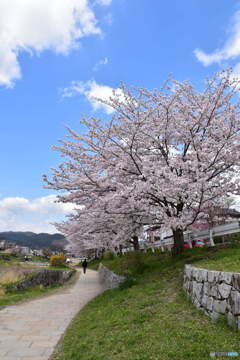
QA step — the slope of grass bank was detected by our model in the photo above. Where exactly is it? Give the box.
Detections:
[52,246,240,360]
[194,244,240,272]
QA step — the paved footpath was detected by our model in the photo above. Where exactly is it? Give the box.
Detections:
[0,269,104,360]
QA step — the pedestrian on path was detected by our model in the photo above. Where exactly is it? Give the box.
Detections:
[82,258,88,274]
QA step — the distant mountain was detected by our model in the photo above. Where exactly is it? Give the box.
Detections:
[0,231,68,250]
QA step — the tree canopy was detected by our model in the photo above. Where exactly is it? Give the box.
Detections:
[44,70,240,255]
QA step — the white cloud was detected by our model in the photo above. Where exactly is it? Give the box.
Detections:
[194,10,240,66]
[62,79,123,114]
[93,57,108,71]
[0,195,75,233]
[194,49,223,67]
[0,0,112,87]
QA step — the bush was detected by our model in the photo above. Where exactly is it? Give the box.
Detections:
[50,254,66,266]
[102,251,115,260]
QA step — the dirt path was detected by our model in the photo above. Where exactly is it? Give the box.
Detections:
[0,269,103,360]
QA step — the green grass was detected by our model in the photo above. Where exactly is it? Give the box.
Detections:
[48,264,72,270]
[0,252,49,265]
[52,246,240,360]
[194,244,240,272]
[0,253,25,261]
[0,284,63,308]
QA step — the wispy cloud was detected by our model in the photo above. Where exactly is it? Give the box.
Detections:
[0,195,75,233]
[93,57,108,71]
[0,0,112,87]
[194,50,223,67]
[62,79,123,114]
[194,10,240,66]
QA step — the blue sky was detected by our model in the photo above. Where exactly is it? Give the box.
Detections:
[0,0,240,233]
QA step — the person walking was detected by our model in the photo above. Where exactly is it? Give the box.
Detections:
[82,258,88,274]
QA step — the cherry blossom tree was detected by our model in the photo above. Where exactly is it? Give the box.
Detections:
[50,181,152,253]
[55,206,145,254]
[44,69,240,255]
[191,195,237,230]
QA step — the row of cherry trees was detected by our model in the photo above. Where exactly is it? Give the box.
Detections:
[44,70,240,255]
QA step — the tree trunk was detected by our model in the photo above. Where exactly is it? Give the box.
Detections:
[172,228,184,256]
[132,235,140,251]
[119,244,123,256]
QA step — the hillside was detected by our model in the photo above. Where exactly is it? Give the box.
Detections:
[53,246,240,360]
[0,231,67,250]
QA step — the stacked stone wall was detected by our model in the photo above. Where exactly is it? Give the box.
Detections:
[8,269,74,291]
[183,265,240,328]
[98,263,125,289]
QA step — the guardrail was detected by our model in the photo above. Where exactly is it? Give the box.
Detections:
[144,221,240,249]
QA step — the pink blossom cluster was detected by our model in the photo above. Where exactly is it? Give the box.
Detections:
[43,70,240,254]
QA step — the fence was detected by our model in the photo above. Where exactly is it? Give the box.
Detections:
[146,221,240,250]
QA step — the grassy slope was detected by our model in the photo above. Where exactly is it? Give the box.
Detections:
[194,244,240,272]
[52,246,240,360]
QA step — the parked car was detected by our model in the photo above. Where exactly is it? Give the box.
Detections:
[194,240,205,247]
[184,240,205,249]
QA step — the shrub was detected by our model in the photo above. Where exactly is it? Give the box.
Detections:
[50,254,66,266]
[102,251,114,260]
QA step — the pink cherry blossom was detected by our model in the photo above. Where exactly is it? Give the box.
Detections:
[44,69,240,255]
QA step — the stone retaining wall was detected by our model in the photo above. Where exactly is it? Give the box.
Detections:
[98,263,125,289]
[8,269,74,291]
[183,264,240,328]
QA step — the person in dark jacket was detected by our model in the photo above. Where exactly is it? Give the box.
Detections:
[82,258,88,274]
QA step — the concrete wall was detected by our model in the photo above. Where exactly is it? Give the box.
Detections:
[8,269,74,291]
[98,263,125,289]
[183,264,240,328]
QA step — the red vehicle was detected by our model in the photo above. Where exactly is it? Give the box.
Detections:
[194,240,205,247]
[183,240,205,249]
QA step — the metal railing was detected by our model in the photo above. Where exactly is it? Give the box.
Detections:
[145,221,240,249]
